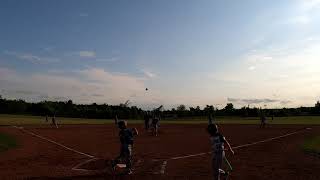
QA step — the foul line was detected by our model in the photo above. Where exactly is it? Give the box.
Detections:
[12,125,310,176]
[167,127,311,161]
[72,158,99,172]
[12,126,95,159]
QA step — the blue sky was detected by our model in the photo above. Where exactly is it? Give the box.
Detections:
[1,0,320,109]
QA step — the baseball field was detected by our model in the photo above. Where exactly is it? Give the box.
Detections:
[0,114,319,179]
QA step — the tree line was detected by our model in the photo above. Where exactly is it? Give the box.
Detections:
[0,95,320,119]
[0,96,144,119]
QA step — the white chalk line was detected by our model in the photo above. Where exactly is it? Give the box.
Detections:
[13,125,309,176]
[12,125,163,175]
[72,158,98,171]
[167,127,311,161]
[13,125,105,173]
[152,128,310,175]
[12,125,95,159]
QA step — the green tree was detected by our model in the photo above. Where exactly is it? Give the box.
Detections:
[177,104,186,111]
[224,103,234,115]
[315,101,320,113]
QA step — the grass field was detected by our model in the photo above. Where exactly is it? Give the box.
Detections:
[0,132,17,152]
[0,114,320,125]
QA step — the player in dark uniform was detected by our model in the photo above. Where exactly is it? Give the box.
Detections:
[115,115,119,126]
[207,124,234,180]
[151,114,160,136]
[112,120,138,174]
[259,109,267,128]
[208,114,215,125]
[144,112,150,130]
[51,114,58,128]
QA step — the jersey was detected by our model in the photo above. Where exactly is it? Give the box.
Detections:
[152,118,159,125]
[210,133,226,153]
[119,128,134,145]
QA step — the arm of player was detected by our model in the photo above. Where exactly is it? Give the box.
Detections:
[132,128,139,136]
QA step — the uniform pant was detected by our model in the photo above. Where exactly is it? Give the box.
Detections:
[212,151,232,180]
[115,144,133,170]
[145,119,149,130]
[152,123,159,135]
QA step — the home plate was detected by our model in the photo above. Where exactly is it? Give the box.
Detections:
[116,163,126,168]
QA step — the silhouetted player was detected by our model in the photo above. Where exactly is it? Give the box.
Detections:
[207,124,234,180]
[51,114,58,128]
[112,120,138,174]
[208,114,215,125]
[115,115,119,126]
[151,115,160,136]
[144,112,150,130]
[259,109,267,128]
[260,115,267,128]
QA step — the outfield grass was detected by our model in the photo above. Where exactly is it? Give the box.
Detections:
[164,116,320,125]
[302,136,320,155]
[0,114,320,125]
[0,133,17,152]
[0,114,116,125]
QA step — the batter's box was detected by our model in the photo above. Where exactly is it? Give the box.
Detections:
[72,158,166,175]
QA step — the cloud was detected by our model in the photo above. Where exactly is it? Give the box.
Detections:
[4,51,60,64]
[92,94,104,97]
[248,66,256,71]
[79,13,89,17]
[142,69,157,78]
[79,51,96,58]
[289,15,311,24]
[96,57,118,62]
[0,67,16,78]
[280,100,292,105]
[77,68,146,91]
[0,67,148,104]
[228,98,282,104]
[246,53,273,64]
[43,47,54,52]
[300,0,320,11]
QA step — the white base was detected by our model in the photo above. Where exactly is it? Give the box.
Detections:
[116,164,126,168]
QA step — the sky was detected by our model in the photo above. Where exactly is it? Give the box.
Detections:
[1,0,320,109]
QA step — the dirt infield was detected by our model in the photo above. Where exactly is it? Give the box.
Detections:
[0,123,319,179]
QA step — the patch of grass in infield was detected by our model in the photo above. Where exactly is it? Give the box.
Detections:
[0,133,17,152]
[302,136,320,156]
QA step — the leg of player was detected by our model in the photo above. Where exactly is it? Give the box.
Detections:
[212,152,223,180]
[155,124,158,136]
[112,146,125,171]
[208,114,213,125]
[53,116,58,128]
[126,144,133,174]
[223,156,233,172]
[55,120,58,128]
